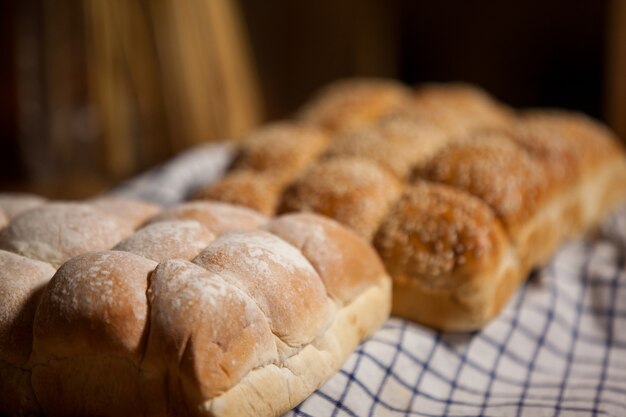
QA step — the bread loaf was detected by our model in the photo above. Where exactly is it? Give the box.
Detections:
[196,79,626,330]
[0,194,390,416]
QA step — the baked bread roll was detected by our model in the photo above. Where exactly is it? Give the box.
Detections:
[113,220,215,262]
[279,157,404,240]
[230,121,330,182]
[324,114,449,179]
[298,78,412,133]
[0,210,7,230]
[409,83,515,137]
[193,123,331,214]
[0,193,47,220]
[373,182,515,330]
[191,171,284,215]
[90,196,161,229]
[0,194,390,416]
[148,200,268,234]
[0,251,55,416]
[0,203,133,268]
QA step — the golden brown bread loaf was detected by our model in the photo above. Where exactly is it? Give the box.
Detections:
[0,194,391,417]
[197,79,626,331]
[279,157,404,240]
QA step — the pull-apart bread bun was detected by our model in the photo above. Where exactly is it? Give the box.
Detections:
[197,79,626,331]
[0,191,391,417]
[0,193,47,220]
[297,78,413,133]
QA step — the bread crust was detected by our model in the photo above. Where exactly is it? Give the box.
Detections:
[298,78,411,133]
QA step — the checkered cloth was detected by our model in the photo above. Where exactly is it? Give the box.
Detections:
[114,143,626,417]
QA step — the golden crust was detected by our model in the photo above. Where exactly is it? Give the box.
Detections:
[193,230,334,347]
[514,109,624,172]
[279,157,403,240]
[374,182,508,290]
[31,251,158,417]
[418,133,546,233]
[192,171,284,215]
[265,213,387,304]
[411,83,514,137]
[298,78,412,133]
[324,115,448,179]
[232,122,330,182]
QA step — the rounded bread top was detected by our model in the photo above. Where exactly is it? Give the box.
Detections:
[374,182,508,289]
[193,230,332,346]
[33,251,157,359]
[149,201,268,235]
[298,78,412,133]
[411,83,514,137]
[265,213,386,304]
[0,202,132,267]
[279,157,403,239]
[89,196,161,230]
[0,193,47,220]
[325,115,448,179]
[114,220,215,262]
[192,171,284,216]
[146,259,276,399]
[232,121,330,181]
[0,250,55,364]
[418,133,545,231]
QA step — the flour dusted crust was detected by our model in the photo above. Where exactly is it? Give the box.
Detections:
[114,220,215,262]
[193,230,334,347]
[0,193,47,220]
[0,251,55,416]
[0,193,391,417]
[90,196,161,229]
[30,251,158,417]
[0,203,133,268]
[149,201,268,234]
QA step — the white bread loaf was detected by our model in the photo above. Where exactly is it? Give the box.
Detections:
[0,194,391,417]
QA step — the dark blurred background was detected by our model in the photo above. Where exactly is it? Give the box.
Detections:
[1,0,624,198]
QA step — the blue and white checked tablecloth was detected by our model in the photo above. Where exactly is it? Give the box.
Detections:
[113,143,626,417]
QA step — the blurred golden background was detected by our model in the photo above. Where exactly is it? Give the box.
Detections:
[0,0,624,198]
